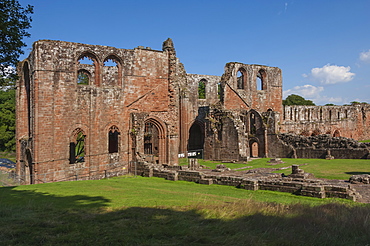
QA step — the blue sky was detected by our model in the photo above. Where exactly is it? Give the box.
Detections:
[18,0,370,105]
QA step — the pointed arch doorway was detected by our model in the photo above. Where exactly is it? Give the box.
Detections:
[187,121,205,159]
[144,118,167,164]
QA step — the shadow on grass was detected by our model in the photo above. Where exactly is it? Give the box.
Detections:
[0,186,111,210]
[1,187,370,245]
[345,171,370,175]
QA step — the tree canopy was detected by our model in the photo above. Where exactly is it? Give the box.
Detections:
[0,87,15,152]
[283,94,315,106]
[0,0,33,85]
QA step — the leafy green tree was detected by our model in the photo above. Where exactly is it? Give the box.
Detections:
[0,0,33,85]
[0,88,15,152]
[325,103,335,106]
[198,80,206,99]
[283,94,315,106]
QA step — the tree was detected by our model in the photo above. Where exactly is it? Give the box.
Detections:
[0,87,15,152]
[0,0,33,85]
[198,80,206,99]
[283,94,315,106]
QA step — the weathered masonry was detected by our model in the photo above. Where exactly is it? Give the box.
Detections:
[16,39,370,184]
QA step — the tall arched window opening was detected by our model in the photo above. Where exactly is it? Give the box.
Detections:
[77,53,98,86]
[256,69,266,90]
[198,79,206,99]
[108,126,120,153]
[237,69,246,89]
[23,62,32,136]
[103,55,120,86]
[69,130,86,164]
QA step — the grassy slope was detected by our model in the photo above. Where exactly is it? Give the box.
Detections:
[1,176,369,245]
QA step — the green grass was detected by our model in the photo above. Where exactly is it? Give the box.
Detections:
[359,139,370,142]
[181,158,370,180]
[1,158,370,244]
[0,176,369,245]
[1,176,370,245]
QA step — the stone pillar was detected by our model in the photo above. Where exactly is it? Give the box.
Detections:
[292,165,299,174]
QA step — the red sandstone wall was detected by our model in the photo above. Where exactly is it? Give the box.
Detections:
[16,40,179,183]
[222,63,283,115]
[281,105,370,140]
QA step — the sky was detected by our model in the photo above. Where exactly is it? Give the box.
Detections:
[18,0,370,105]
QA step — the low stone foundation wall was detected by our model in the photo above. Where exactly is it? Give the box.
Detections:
[140,163,359,201]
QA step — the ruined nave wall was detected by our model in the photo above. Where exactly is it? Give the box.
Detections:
[281,104,370,140]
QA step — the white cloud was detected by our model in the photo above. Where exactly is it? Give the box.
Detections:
[315,96,343,105]
[283,84,345,105]
[359,49,370,62]
[283,84,324,99]
[303,64,355,85]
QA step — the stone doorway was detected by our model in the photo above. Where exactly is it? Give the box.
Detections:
[188,122,204,152]
[250,142,259,157]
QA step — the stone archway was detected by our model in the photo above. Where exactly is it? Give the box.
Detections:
[188,122,204,151]
[250,140,259,158]
[333,130,340,137]
[143,118,167,164]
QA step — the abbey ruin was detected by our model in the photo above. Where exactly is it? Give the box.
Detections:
[16,39,370,184]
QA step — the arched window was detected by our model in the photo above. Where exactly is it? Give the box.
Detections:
[77,53,99,86]
[77,69,90,85]
[144,122,159,156]
[198,79,206,99]
[69,129,86,164]
[237,69,246,89]
[256,69,266,90]
[103,55,121,86]
[23,62,32,136]
[188,122,204,151]
[108,126,120,153]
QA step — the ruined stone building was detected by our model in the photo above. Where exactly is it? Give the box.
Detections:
[16,39,370,184]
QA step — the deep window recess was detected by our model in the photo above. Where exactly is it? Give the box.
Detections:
[198,79,206,99]
[256,69,265,90]
[237,69,245,89]
[69,131,85,164]
[108,126,120,153]
[77,70,90,85]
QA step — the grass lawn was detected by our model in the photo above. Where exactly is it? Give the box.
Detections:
[1,176,370,245]
[359,139,370,142]
[181,158,370,180]
[1,158,370,244]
